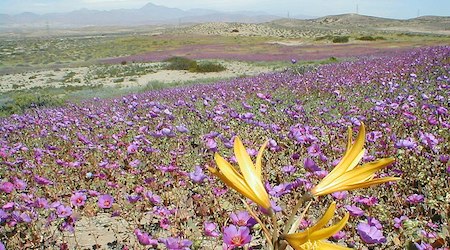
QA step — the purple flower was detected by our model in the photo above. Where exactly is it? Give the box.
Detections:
[367,217,383,230]
[0,241,4,250]
[13,178,27,190]
[204,221,220,237]
[34,197,49,209]
[205,138,217,151]
[0,182,14,193]
[176,125,189,133]
[189,165,207,183]
[393,216,408,229]
[159,217,170,229]
[127,143,138,154]
[419,132,439,151]
[230,211,256,227]
[395,138,417,149]
[332,231,346,241]
[354,196,378,206]
[34,175,53,185]
[332,191,348,200]
[304,157,321,172]
[344,205,365,217]
[406,194,424,204]
[307,143,321,157]
[134,229,158,246]
[414,242,433,250]
[56,205,73,218]
[260,200,282,214]
[267,182,293,197]
[281,165,296,175]
[126,195,141,203]
[160,237,192,250]
[357,221,386,244]
[70,192,87,207]
[98,194,114,209]
[144,191,161,204]
[222,225,251,249]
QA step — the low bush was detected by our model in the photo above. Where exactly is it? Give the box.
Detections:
[356,36,386,41]
[0,93,65,116]
[164,57,226,73]
[332,36,350,43]
[191,62,226,73]
[164,56,198,71]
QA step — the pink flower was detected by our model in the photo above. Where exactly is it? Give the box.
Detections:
[406,194,424,204]
[222,225,251,249]
[189,165,207,183]
[70,192,87,207]
[160,237,192,250]
[0,182,14,193]
[393,216,408,229]
[204,221,220,237]
[332,231,346,241]
[56,205,73,218]
[357,221,386,244]
[134,229,158,246]
[332,191,348,200]
[230,211,256,227]
[344,205,365,217]
[98,194,114,209]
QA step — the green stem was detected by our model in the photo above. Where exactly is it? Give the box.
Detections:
[270,209,279,250]
[282,193,312,235]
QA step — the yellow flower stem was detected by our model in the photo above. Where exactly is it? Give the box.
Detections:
[242,199,273,247]
[282,193,312,235]
[279,200,313,250]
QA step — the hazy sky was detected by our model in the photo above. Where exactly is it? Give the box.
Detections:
[0,0,449,19]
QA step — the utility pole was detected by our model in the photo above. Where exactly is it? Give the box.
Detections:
[356,4,359,14]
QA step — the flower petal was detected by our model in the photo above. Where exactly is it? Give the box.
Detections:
[309,202,336,232]
[315,123,366,189]
[313,157,394,196]
[315,241,352,249]
[234,137,271,209]
[341,177,402,191]
[309,212,349,241]
[255,140,268,178]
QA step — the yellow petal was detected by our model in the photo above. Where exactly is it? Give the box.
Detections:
[233,137,271,209]
[309,202,336,232]
[255,140,268,178]
[314,157,394,196]
[309,213,349,241]
[314,241,352,249]
[316,123,366,188]
[341,177,402,191]
[328,157,395,188]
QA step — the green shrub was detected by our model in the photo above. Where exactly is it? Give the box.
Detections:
[332,36,349,43]
[190,62,226,73]
[356,36,376,41]
[0,93,65,116]
[164,56,198,71]
[356,36,386,41]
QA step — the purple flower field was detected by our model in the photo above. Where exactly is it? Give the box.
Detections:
[0,46,449,249]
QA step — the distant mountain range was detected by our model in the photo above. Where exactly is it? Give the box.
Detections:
[0,2,288,27]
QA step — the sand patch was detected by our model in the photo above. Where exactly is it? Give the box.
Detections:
[0,61,273,93]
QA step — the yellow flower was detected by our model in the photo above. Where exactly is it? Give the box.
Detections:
[282,202,350,250]
[208,137,271,209]
[311,123,400,196]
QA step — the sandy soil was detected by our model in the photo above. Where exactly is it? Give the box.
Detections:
[0,61,273,93]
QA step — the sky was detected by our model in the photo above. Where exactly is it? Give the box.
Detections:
[0,0,449,19]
